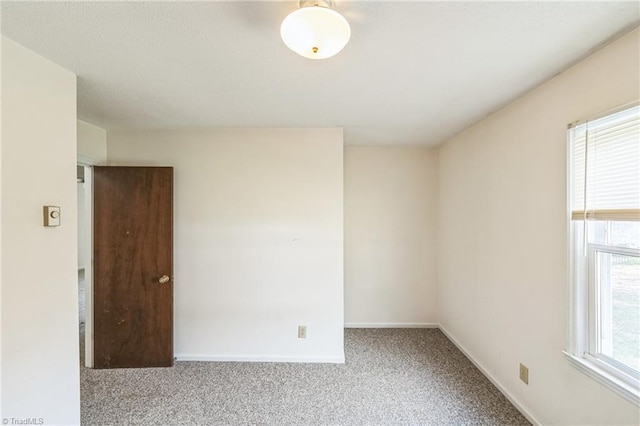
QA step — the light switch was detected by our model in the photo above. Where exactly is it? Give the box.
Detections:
[43,206,61,227]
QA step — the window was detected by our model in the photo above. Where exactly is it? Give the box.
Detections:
[566,104,640,405]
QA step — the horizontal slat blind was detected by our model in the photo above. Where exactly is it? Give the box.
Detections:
[570,105,640,221]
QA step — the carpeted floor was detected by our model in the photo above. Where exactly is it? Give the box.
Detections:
[79,328,529,425]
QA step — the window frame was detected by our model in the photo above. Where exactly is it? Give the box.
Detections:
[565,103,640,407]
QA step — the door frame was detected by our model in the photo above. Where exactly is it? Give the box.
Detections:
[77,159,94,368]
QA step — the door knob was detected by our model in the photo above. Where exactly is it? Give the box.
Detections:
[159,275,170,284]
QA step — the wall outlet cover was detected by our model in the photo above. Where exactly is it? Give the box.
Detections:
[519,363,529,385]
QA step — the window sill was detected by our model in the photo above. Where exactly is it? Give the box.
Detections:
[563,351,640,407]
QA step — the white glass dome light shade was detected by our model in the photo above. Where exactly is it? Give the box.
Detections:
[280,3,351,60]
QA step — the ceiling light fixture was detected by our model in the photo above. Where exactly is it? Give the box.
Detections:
[280,0,351,60]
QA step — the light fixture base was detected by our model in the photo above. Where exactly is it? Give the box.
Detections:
[300,0,333,9]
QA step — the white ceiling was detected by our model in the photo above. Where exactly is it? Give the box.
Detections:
[1,1,638,146]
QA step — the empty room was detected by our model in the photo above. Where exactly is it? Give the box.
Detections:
[1,1,639,425]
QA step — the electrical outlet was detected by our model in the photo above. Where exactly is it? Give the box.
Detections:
[519,363,529,385]
[298,325,307,339]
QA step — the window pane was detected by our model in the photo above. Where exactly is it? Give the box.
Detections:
[598,252,640,372]
[609,221,640,249]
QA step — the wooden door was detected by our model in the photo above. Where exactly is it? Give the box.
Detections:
[93,166,173,368]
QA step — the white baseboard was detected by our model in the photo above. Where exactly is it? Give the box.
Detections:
[438,325,542,426]
[175,354,345,364]
[344,322,439,328]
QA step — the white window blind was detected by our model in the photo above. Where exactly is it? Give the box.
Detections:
[570,105,640,221]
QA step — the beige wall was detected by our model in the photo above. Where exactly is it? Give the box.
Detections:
[344,146,438,326]
[1,36,79,423]
[77,119,107,165]
[437,29,640,425]
[107,128,345,362]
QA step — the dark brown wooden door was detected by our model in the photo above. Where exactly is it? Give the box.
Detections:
[93,166,173,368]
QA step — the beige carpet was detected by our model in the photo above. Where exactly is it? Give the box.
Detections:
[79,328,529,425]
